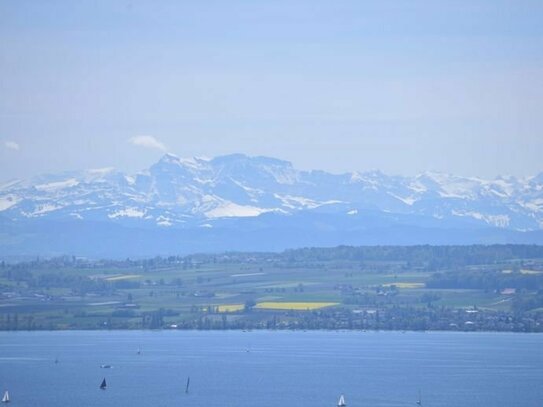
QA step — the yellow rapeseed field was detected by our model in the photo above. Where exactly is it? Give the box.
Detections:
[217,304,245,313]
[255,302,338,310]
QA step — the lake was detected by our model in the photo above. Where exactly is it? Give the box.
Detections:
[0,330,542,406]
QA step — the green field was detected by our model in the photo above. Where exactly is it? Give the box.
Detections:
[1,246,543,331]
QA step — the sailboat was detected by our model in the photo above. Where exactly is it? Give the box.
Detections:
[337,394,346,407]
[100,378,107,390]
[2,391,9,403]
[185,376,190,394]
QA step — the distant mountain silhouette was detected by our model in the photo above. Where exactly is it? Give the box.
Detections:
[1,153,542,257]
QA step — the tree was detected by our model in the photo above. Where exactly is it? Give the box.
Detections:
[244,299,256,312]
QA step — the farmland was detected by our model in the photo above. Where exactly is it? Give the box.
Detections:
[1,245,543,331]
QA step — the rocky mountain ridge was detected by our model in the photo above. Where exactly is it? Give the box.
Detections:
[1,153,542,257]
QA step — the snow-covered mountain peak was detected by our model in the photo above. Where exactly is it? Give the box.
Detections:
[0,154,542,233]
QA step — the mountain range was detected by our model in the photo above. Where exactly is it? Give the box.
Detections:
[1,153,543,257]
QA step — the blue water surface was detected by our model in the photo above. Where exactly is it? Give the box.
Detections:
[0,330,542,406]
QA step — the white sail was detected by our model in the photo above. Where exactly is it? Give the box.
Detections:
[2,391,9,403]
[337,394,346,406]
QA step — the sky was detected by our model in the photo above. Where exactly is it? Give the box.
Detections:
[1,0,542,182]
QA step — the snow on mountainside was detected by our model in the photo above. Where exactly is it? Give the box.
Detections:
[1,153,543,231]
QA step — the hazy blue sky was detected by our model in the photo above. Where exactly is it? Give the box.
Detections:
[1,0,542,181]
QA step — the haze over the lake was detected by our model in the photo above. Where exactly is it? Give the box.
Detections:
[1,0,542,182]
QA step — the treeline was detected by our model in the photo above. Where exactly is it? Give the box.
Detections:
[0,269,118,296]
[4,245,543,271]
[282,245,543,269]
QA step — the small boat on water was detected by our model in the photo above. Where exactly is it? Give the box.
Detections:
[100,364,112,369]
[417,390,422,406]
[185,376,190,394]
[100,378,107,390]
[337,394,346,407]
[1,391,9,403]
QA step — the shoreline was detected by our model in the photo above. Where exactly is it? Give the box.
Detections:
[1,327,542,334]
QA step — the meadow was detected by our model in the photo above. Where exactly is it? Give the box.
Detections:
[1,246,542,331]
